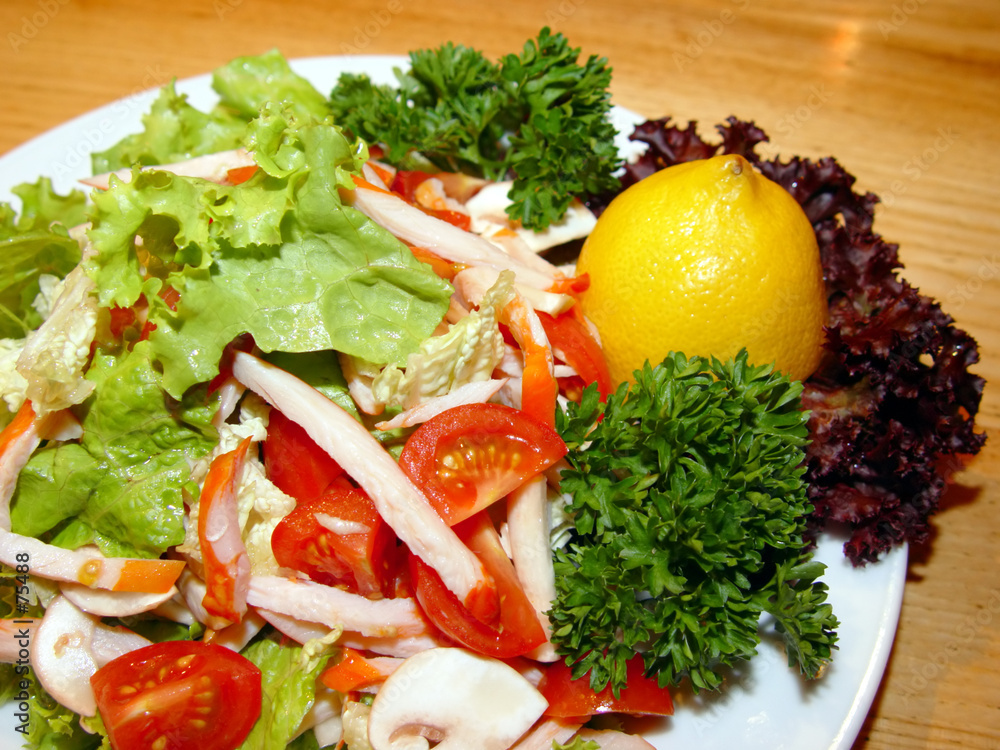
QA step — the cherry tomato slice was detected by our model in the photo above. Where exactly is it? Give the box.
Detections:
[409,512,546,658]
[90,640,262,750]
[537,310,615,401]
[263,408,344,503]
[538,656,674,718]
[398,403,567,526]
[271,478,396,598]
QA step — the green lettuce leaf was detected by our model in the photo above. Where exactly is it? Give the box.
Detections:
[10,341,217,557]
[238,635,332,750]
[0,179,85,338]
[8,179,88,232]
[91,50,330,174]
[86,111,451,398]
[90,82,247,174]
[212,49,329,123]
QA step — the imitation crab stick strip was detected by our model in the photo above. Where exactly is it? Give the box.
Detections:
[374,378,508,431]
[0,401,183,593]
[198,436,253,624]
[348,179,558,291]
[231,351,498,623]
[256,608,446,658]
[0,530,184,593]
[451,268,559,428]
[507,476,559,662]
[453,265,575,317]
[0,401,49,531]
[247,576,430,639]
[504,294,558,430]
[80,148,256,190]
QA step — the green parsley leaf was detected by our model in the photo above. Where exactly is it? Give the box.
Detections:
[328,28,621,230]
[550,350,838,694]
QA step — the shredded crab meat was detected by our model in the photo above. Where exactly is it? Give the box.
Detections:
[81,148,256,190]
[507,476,559,662]
[453,266,575,317]
[258,608,447,658]
[232,351,496,620]
[349,182,557,290]
[375,378,508,431]
[247,576,430,639]
[198,437,253,625]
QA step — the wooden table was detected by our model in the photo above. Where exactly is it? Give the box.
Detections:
[1,1,997,747]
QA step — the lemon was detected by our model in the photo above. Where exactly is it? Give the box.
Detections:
[576,154,827,385]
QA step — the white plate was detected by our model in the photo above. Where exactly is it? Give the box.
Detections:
[0,55,907,750]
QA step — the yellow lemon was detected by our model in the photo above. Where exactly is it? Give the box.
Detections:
[576,153,827,385]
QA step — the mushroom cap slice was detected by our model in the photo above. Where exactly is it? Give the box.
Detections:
[60,581,177,617]
[367,647,548,750]
[30,595,99,716]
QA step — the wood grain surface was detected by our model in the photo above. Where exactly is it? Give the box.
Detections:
[1,1,997,747]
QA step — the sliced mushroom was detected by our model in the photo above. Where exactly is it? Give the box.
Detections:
[60,581,177,617]
[89,623,152,666]
[367,647,548,750]
[31,596,153,716]
[31,595,99,715]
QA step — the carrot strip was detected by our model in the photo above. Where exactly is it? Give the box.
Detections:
[321,647,388,693]
[226,165,259,185]
[351,173,395,195]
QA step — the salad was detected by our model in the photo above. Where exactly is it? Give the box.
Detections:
[0,29,983,750]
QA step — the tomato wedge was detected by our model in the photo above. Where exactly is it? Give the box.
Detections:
[90,641,262,750]
[538,656,674,718]
[409,512,546,658]
[398,403,567,526]
[537,310,615,402]
[263,408,344,503]
[270,478,396,598]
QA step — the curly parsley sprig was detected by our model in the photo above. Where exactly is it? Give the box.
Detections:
[550,351,839,694]
[328,28,621,230]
